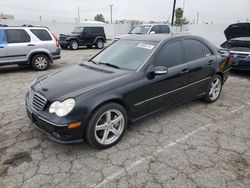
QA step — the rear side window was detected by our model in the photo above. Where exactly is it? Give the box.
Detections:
[202,44,213,57]
[31,29,52,41]
[6,29,30,43]
[155,40,184,68]
[160,25,170,33]
[183,39,204,62]
[93,27,104,33]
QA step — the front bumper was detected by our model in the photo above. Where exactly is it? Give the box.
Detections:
[25,92,87,144]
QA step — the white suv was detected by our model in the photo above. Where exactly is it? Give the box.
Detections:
[0,26,60,71]
[115,24,171,41]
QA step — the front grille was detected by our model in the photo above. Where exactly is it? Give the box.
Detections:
[29,90,47,111]
[239,61,250,66]
[230,53,249,59]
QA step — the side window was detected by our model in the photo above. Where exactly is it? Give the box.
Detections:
[183,39,204,62]
[0,29,7,44]
[202,44,213,57]
[160,25,170,33]
[30,29,52,41]
[84,28,92,34]
[6,29,30,43]
[150,25,160,33]
[155,40,184,68]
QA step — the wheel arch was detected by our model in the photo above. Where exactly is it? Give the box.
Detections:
[28,51,52,64]
[216,72,224,83]
[91,98,132,124]
[94,37,104,44]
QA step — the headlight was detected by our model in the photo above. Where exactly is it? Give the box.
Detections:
[49,98,75,117]
[31,78,37,87]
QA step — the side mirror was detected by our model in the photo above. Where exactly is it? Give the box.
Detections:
[150,31,156,34]
[147,66,168,79]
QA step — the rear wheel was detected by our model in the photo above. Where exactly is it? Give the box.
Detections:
[70,40,79,50]
[85,103,128,149]
[95,39,104,49]
[202,75,222,103]
[31,54,50,71]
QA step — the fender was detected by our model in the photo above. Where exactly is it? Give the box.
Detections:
[93,37,105,44]
[28,49,53,64]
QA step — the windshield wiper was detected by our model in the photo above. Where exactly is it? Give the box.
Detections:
[99,62,120,69]
[88,60,99,65]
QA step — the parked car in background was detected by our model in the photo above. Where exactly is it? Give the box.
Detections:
[114,24,171,41]
[26,34,231,149]
[59,26,106,50]
[221,23,250,70]
[0,25,60,71]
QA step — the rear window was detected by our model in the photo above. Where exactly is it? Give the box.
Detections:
[30,29,52,41]
[6,29,30,43]
[160,25,170,33]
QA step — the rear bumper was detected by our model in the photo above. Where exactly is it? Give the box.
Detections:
[51,48,61,61]
[231,60,250,70]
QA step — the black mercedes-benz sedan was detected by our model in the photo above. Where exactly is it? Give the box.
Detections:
[26,34,231,149]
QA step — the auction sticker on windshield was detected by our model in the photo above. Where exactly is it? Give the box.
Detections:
[137,43,155,50]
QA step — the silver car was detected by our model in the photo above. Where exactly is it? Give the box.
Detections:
[0,26,60,71]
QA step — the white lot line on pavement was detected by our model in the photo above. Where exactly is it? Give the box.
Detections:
[91,103,249,188]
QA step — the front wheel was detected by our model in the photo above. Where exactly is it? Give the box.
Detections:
[85,103,128,149]
[70,40,79,50]
[202,75,222,103]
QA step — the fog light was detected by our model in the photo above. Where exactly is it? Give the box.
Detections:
[52,131,61,138]
[68,122,81,129]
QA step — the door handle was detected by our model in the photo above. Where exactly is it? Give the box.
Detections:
[208,60,214,65]
[27,44,35,46]
[180,69,189,75]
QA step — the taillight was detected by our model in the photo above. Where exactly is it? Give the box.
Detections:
[227,56,233,65]
[50,31,60,48]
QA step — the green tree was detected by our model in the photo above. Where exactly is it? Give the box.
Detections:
[175,8,183,26]
[94,14,105,23]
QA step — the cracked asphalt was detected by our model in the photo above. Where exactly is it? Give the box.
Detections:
[0,49,250,188]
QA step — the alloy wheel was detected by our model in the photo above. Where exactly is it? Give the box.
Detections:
[94,109,125,145]
[209,77,222,101]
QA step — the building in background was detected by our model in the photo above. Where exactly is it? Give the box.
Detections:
[0,12,15,20]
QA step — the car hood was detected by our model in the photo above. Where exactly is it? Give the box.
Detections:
[32,63,131,101]
[114,34,130,39]
[224,23,250,40]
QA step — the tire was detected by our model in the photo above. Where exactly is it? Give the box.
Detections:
[85,103,128,149]
[202,75,223,103]
[95,39,104,49]
[70,40,79,50]
[31,54,50,71]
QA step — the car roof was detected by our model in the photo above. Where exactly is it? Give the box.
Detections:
[121,33,198,42]
[1,26,49,30]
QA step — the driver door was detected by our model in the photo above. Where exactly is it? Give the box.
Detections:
[0,28,8,64]
[132,40,189,118]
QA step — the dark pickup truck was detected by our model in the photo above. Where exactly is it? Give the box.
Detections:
[59,26,106,50]
[221,23,250,70]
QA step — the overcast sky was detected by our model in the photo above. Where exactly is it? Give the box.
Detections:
[0,0,249,24]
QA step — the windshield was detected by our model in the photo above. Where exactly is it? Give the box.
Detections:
[72,27,84,33]
[129,25,151,34]
[91,40,158,70]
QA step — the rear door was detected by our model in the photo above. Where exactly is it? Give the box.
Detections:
[183,38,215,97]
[0,28,8,64]
[5,29,33,63]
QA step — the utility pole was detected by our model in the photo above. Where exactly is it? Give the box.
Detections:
[171,0,176,26]
[182,0,186,16]
[77,6,80,23]
[196,11,199,24]
[109,4,113,24]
